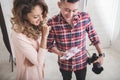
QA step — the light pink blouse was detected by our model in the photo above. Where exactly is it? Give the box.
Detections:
[11,30,47,80]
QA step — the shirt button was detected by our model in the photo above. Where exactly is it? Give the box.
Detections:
[72,66,74,69]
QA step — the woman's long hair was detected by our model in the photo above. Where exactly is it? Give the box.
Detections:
[11,0,48,40]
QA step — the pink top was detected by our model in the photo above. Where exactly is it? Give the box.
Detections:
[11,30,47,80]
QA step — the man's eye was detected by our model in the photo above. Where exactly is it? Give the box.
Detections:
[73,10,77,12]
[34,16,38,18]
[64,8,71,12]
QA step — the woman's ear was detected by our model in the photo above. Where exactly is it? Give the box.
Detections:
[23,14,28,20]
[23,15,29,21]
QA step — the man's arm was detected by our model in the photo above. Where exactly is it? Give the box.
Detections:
[85,13,104,64]
[50,47,66,57]
[94,44,103,54]
[94,44,104,64]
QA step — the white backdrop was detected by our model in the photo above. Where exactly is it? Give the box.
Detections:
[1,0,120,55]
[112,0,120,52]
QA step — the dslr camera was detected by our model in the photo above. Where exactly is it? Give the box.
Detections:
[87,53,104,74]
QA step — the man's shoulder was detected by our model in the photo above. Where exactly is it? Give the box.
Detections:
[77,11,90,18]
[47,14,60,26]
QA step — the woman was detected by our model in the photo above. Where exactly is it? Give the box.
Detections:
[11,0,49,80]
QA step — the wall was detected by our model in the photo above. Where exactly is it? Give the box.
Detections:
[91,0,115,39]
[112,0,120,52]
[86,0,115,49]
[92,0,120,52]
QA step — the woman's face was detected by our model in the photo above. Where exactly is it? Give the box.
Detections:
[27,5,43,26]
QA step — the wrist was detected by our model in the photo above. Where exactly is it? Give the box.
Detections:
[57,50,64,57]
[57,50,61,56]
[99,53,105,57]
[42,36,48,39]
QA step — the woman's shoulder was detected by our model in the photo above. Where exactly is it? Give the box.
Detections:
[11,30,31,44]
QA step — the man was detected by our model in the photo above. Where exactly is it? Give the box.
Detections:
[47,0,104,80]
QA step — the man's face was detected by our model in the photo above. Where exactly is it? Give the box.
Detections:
[58,1,79,23]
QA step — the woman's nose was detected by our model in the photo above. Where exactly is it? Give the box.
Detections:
[39,15,43,21]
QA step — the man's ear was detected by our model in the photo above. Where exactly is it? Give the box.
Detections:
[57,1,61,8]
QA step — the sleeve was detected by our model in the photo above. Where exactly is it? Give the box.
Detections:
[37,48,47,79]
[84,13,100,45]
[47,19,56,51]
[12,31,47,66]
[38,48,47,65]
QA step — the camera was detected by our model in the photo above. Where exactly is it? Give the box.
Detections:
[87,53,104,74]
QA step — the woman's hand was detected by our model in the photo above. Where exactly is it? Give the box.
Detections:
[41,24,50,38]
[24,58,34,67]
[40,24,51,49]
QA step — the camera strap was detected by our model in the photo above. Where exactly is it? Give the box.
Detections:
[86,50,91,57]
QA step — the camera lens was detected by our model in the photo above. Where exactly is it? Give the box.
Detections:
[92,62,103,74]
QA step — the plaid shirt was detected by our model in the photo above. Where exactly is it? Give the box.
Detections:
[47,12,100,71]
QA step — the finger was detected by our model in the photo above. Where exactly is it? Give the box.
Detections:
[49,26,51,31]
[93,59,99,63]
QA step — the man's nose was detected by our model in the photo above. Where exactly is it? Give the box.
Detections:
[69,11,74,17]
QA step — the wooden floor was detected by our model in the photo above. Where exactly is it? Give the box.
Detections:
[0,62,16,80]
[0,48,120,80]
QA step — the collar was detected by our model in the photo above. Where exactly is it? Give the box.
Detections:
[58,12,80,26]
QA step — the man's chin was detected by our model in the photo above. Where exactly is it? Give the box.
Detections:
[65,19,72,23]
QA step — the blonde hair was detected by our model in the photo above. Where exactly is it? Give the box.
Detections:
[11,0,48,40]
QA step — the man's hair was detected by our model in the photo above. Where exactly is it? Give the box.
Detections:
[60,0,79,3]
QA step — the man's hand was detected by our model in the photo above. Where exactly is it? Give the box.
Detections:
[94,56,104,65]
[58,51,67,57]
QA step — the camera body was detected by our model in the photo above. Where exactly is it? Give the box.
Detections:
[87,53,98,65]
[87,53,104,74]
